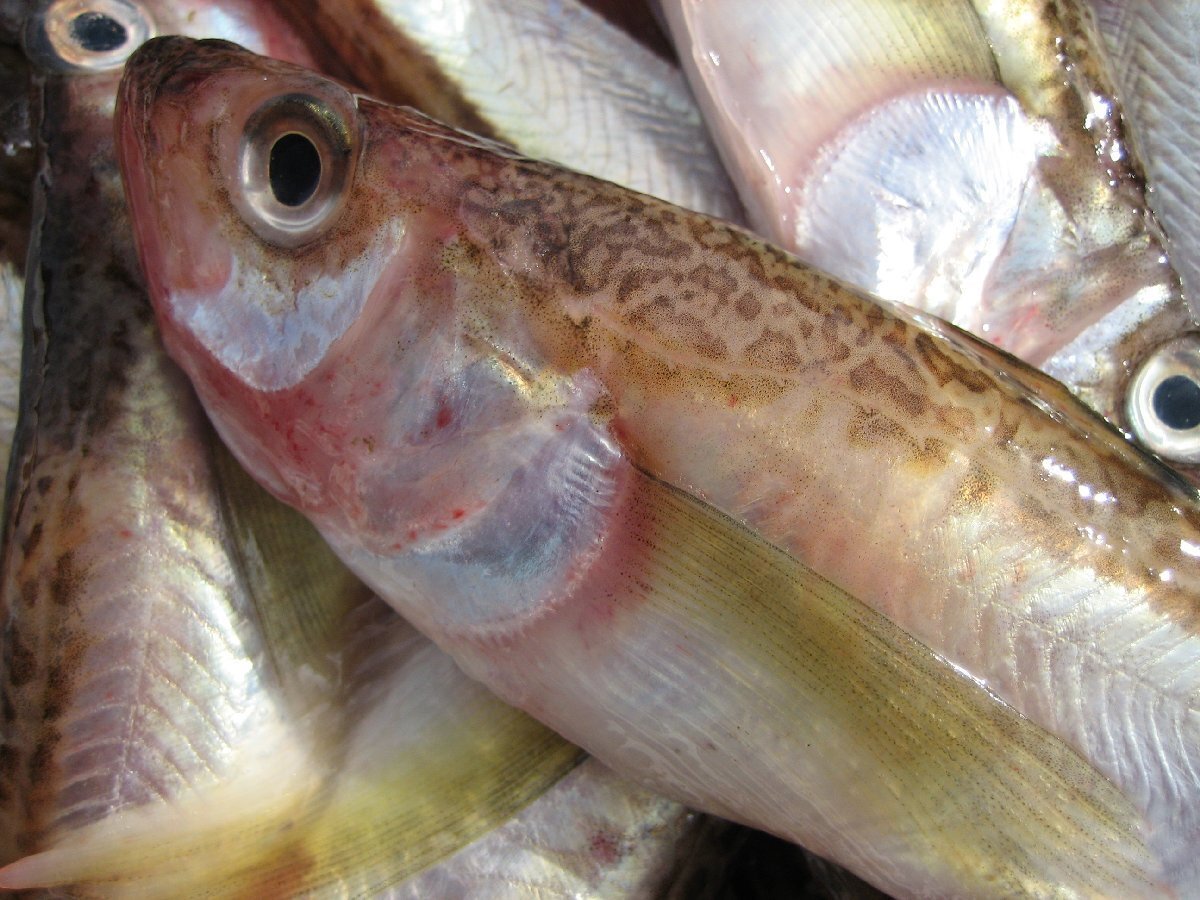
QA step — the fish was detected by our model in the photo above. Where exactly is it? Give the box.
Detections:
[117,37,1200,896]
[654,0,1200,473]
[0,0,321,868]
[1078,1,1200,474]
[276,0,741,223]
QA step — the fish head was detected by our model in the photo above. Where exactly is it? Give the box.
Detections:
[116,37,496,516]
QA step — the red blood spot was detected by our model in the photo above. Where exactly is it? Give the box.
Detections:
[435,405,453,429]
[118,529,134,539]
[407,528,418,541]
[589,830,625,866]
[451,508,465,520]
[728,394,739,407]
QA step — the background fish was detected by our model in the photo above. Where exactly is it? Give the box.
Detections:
[117,38,1200,896]
[655,0,1200,471]
[0,25,32,481]
[1085,0,1200,314]
[0,0,321,867]
[1077,0,1200,475]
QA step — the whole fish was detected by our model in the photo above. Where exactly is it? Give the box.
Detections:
[117,38,1200,897]
[655,0,1200,470]
[278,0,742,223]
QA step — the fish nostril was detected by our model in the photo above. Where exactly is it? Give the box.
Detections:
[1152,375,1200,431]
[69,10,127,53]
[269,133,321,208]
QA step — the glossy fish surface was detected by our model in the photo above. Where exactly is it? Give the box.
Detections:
[1085,0,1200,314]
[117,38,1200,897]
[655,0,1198,454]
[0,31,33,483]
[0,0,320,869]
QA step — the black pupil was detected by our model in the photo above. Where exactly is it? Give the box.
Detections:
[1152,374,1200,430]
[70,12,127,53]
[269,133,321,207]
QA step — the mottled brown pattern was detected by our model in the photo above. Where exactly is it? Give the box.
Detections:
[913,333,993,394]
[3,63,197,864]
[49,552,79,607]
[744,328,803,372]
[5,633,35,689]
[425,120,1200,637]
[19,522,40,558]
[734,293,761,321]
[848,359,929,419]
[953,463,998,510]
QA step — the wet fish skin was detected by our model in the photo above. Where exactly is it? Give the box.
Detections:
[0,0,327,865]
[655,0,1194,439]
[118,38,1200,896]
[1085,0,1200,315]
[0,37,31,480]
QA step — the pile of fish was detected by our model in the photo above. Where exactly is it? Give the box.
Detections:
[1,0,1199,897]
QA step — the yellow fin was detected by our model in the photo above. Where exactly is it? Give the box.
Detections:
[0,649,581,897]
[606,471,1164,894]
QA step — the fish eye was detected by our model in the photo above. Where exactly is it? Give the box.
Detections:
[269,133,322,208]
[1126,334,1200,465]
[236,93,357,249]
[25,0,154,73]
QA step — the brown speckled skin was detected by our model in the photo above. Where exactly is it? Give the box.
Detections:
[0,4,319,867]
[120,39,1200,894]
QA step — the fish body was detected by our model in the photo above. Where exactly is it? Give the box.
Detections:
[0,0,321,864]
[1085,1,1200,315]
[0,35,33,483]
[118,38,1200,897]
[655,0,1196,444]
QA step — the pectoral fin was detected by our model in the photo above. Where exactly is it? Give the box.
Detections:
[539,471,1166,895]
